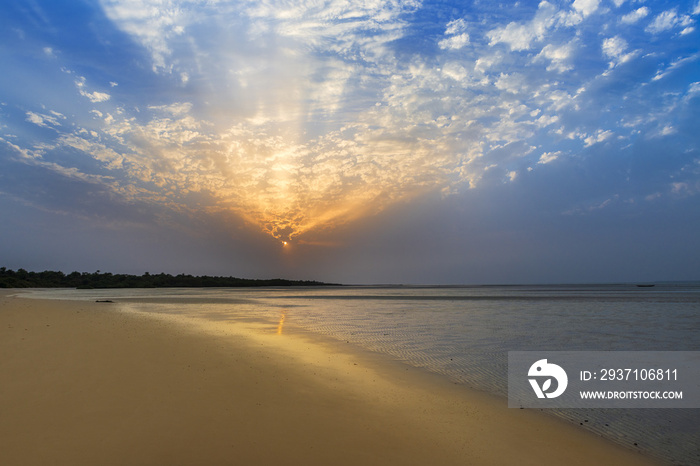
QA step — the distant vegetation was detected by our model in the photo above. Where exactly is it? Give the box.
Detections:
[0,267,336,289]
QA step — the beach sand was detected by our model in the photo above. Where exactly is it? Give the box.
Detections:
[0,290,660,466]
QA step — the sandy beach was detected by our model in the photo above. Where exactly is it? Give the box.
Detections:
[0,290,660,466]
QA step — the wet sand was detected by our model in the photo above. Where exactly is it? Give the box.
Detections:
[0,291,660,465]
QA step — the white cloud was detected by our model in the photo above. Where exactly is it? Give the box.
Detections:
[8,0,696,244]
[98,0,190,72]
[307,61,355,115]
[538,151,560,164]
[652,53,700,81]
[487,0,602,52]
[602,36,627,59]
[75,77,111,103]
[58,134,125,169]
[439,19,469,50]
[572,0,600,17]
[487,1,558,51]
[661,125,676,136]
[439,33,470,50]
[445,18,467,36]
[148,102,192,116]
[646,9,694,34]
[81,91,111,103]
[474,53,502,74]
[671,182,694,196]
[584,129,614,146]
[688,81,700,96]
[620,7,649,24]
[441,62,468,81]
[536,42,575,72]
[1,137,41,160]
[602,36,637,67]
[25,111,64,128]
[488,22,537,51]
[536,114,559,127]
[494,73,527,94]
[26,112,48,127]
[558,0,600,27]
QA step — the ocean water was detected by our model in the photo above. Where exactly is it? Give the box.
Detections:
[22,283,700,465]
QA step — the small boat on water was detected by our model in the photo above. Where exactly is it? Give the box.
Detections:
[636,284,655,288]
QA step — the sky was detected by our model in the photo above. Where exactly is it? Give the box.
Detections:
[1,0,699,285]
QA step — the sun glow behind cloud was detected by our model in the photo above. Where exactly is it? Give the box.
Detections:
[2,0,699,248]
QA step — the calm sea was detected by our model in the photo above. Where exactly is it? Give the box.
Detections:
[22,283,700,465]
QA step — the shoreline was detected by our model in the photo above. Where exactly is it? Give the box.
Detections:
[1,290,661,465]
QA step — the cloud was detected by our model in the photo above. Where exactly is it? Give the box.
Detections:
[584,129,614,147]
[58,134,125,170]
[98,0,189,72]
[491,72,516,93]
[441,62,468,81]
[572,0,600,17]
[646,9,694,34]
[75,77,111,103]
[99,0,421,75]
[445,18,467,36]
[20,92,469,242]
[559,0,601,26]
[538,151,560,164]
[602,36,627,59]
[652,53,700,81]
[688,81,700,96]
[439,33,470,50]
[601,36,637,67]
[487,2,559,51]
[25,110,64,128]
[3,0,699,251]
[439,19,469,50]
[621,7,650,24]
[486,0,604,52]
[536,41,576,72]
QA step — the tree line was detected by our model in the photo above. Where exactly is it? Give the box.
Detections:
[0,267,336,289]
